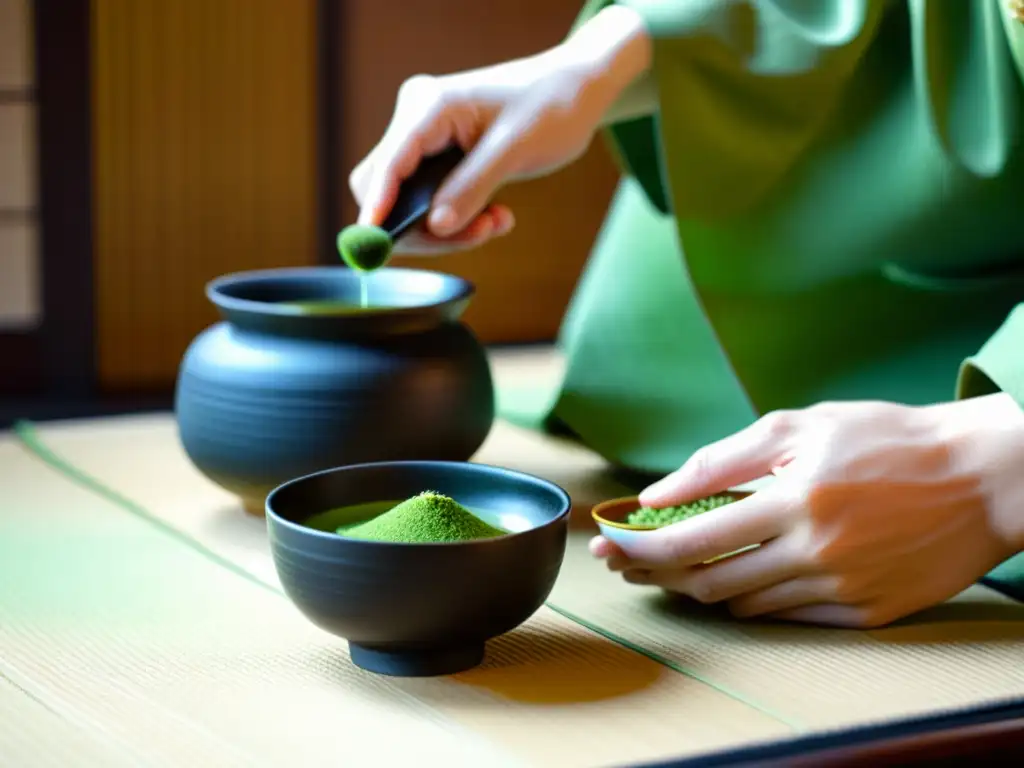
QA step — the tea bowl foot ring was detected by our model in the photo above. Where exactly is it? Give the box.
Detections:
[348,642,485,677]
[240,497,266,516]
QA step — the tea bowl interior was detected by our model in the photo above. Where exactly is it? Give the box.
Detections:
[265,460,571,677]
[206,265,474,335]
[592,492,755,562]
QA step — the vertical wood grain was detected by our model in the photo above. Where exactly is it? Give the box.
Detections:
[91,0,317,390]
[336,0,621,344]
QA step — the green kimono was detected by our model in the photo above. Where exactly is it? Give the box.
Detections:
[501,0,1024,593]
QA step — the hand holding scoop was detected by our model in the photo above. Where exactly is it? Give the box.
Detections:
[337,145,466,272]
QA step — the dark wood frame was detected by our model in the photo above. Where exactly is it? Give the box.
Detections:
[1,0,341,426]
[1,0,97,422]
[0,86,41,394]
[34,0,95,401]
[0,326,41,396]
[316,0,341,266]
[638,698,1024,768]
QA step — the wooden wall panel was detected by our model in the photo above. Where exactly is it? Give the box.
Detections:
[337,0,620,344]
[92,0,317,390]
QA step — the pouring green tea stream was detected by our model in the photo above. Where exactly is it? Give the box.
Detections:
[336,225,394,307]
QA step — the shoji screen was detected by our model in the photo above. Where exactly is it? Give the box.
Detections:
[0,0,39,334]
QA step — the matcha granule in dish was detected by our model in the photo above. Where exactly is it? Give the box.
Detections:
[338,491,506,543]
[626,494,737,527]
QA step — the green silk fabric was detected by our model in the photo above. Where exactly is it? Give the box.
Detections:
[499,0,1024,592]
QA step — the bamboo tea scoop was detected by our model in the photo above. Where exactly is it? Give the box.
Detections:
[337,145,466,272]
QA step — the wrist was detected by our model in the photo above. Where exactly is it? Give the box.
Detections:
[996,399,1024,554]
[557,4,655,122]
[938,393,1024,554]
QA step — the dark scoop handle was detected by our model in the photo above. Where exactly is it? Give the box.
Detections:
[380,145,467,241]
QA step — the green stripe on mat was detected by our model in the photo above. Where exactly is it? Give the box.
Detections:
[14,419,800,731]
[543,602,802,730]
[12,420,282,599]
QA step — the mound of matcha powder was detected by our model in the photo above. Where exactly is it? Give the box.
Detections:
[338,491,506,543]
[626,494,737,527]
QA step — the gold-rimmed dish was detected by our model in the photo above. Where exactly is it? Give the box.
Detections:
[591,491,756,562]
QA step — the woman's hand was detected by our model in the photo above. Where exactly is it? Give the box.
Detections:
[592,394,1024,628]
[348,5,653,254]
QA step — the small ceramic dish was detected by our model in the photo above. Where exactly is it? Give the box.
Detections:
[592,491,755,562]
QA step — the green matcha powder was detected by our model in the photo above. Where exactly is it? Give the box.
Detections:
[337,491,506,543]
[336,224,394,273]
[626,494,737,527]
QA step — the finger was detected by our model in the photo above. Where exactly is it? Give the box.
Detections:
[348,150,378,207]
[358,136,430,228]
[612,492,789,570]
[392,205,514,255]
[358,104,460,228]
[727,576,855,618]
[489,204,516,234]
[428,115,521,237]
[349,142,408,211]
[350,107,430,217]
[639,410,800,508]
[622,568,653,585]
[623,537,805,605]
[605,554,632,572]
[589,535,622,559]
[763,603,886,629]
[399,211,496,253]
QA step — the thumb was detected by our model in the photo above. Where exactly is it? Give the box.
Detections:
[427,119,519,237]
[357,138,427,228]
[639,411,798,507]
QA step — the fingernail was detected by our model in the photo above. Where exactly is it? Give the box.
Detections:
[623,569,650,585]
[429,205,458,236]
[356,206,376,226]
[495,209,515,235]
[638,481,667,505]
[640,467,690,505]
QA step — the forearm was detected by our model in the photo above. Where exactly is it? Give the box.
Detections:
[952,304,1024,552]
[446,4,653,125]
[558,4,657,125]
[978,394,1024,555]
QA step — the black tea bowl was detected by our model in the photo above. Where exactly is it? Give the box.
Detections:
[265,460,571,677]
